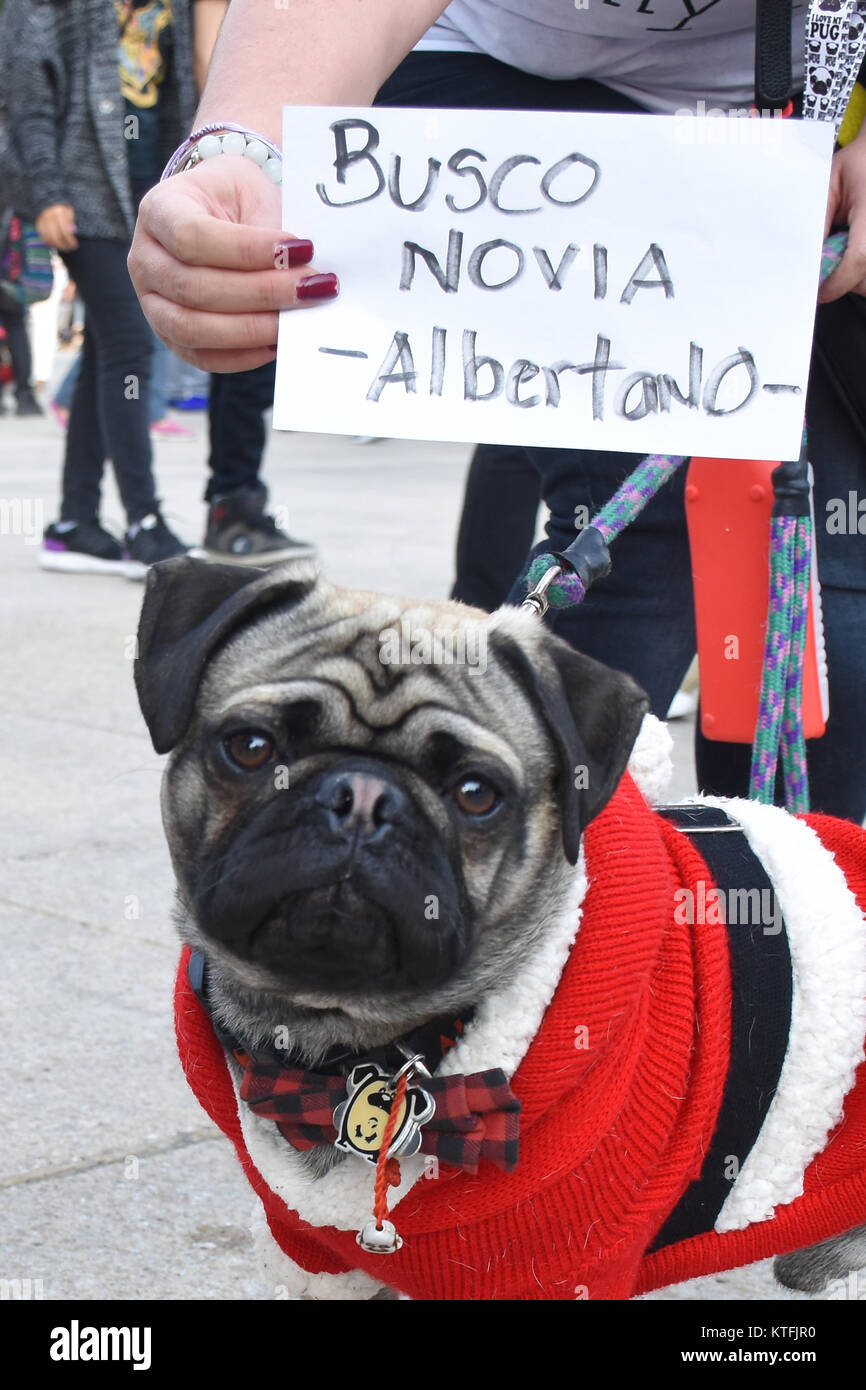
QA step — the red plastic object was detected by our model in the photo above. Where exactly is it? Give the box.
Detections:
[685,457,828,743]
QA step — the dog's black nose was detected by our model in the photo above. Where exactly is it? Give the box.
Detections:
[316,769,407,840]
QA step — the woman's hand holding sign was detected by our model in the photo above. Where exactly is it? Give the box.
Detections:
[820,119,866,303]
[128,154,335,374]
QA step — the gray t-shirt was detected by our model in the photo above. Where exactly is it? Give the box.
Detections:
[415,0,807,112]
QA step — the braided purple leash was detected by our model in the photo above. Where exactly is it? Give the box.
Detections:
[781,519,812,810]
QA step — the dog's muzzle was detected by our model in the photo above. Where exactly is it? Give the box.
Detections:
[191,760,471,994]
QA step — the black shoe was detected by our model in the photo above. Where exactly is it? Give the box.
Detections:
[203,487,317,567]
[41,519,131,575]
[16,389,44,417]
[124,511,189,577]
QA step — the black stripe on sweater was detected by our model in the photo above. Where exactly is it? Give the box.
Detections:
[649,803,793,1251]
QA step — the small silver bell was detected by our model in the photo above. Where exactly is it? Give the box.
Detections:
[356,1218,403,1254]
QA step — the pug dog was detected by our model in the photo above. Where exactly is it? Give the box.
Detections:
[136,556,866,1301]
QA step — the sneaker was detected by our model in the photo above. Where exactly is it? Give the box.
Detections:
[16,390,44,417]
[124,511,189,578]
[666,688,699,721]
[50,401,69,430]
[150,416,194,439]
[168,394,209,412]
[41,519,132,574]
[203,487,317,567]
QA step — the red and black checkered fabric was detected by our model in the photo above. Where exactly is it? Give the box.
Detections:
[238,1059,521,1175]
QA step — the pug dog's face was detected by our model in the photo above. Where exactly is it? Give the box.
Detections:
[136,558,647,1057]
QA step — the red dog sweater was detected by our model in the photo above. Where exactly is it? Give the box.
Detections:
[174,774,866,1300]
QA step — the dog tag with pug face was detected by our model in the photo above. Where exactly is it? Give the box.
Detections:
[333,1063,435,1165]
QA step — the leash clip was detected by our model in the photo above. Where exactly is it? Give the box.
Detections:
[521,564,561,619]
[391,1045,431,1086]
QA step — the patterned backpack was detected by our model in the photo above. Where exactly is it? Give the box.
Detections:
[0,211,54,309]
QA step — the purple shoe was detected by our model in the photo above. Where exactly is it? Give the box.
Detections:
[41,520,134,575]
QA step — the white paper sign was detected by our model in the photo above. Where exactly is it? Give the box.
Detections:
[274,108,833,459]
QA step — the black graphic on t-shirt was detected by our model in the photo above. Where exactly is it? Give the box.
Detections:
[600,0,724,33]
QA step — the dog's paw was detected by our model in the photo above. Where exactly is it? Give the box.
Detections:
[775,1225,866,1294]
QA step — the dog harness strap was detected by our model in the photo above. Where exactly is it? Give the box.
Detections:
[649,805,793,1250]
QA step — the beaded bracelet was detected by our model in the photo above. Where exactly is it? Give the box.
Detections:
[160,121,283,185]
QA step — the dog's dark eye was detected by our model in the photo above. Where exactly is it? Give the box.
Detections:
[224,731,276,770]
[453,777,498,817]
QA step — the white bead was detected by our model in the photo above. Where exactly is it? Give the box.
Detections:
[243,139,269,166]
[263,157,283,184]
[196,134,222,160]
[221,131,246,157]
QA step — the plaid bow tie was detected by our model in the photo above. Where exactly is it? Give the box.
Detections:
[185,951,521,1176]
[237,1058,521,1176]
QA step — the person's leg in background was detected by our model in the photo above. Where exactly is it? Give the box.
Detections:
[42,311,126,571]
[202,360,315,565]
[167,350,209,410]
[52,352,80,416]
[57,316,105,522]
[451,445,541,609]
[148,328,193,437]
[43,237,187,573]
[0,301,42,414]
[697,296,866,823]
[59,239,157,522]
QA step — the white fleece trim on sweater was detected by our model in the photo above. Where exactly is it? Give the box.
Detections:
[692,796,866,1234]
[228,857,588,1235]
[626,713,674,807]
[250,1202,389,1301]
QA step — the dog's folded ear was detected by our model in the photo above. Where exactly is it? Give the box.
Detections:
[135,556,316,754]
[494,626,650,864]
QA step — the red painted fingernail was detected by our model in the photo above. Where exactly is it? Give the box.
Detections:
[297,272,339,301]
[274,238,314,268]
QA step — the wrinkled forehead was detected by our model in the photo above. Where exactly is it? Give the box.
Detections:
[194,586,553,770]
